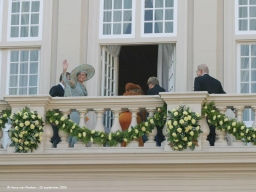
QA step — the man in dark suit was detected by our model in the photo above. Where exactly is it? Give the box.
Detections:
[147,76,166,146]
[194,64,225,146]
[49,72,70,147]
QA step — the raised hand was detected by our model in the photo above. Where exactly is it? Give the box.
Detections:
[63,60,68,71]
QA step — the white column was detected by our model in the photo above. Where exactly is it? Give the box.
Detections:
[232,106,245,146]
[91,109,105,147]
[250,106,256,146]
[44,123,53,148]
[127,108,139,147]
[57,109,70,149]
[215,106,228,146]
[110,109,122,147]
[202,117,210,148]
[144,108,157,148]
[74,110,87,148]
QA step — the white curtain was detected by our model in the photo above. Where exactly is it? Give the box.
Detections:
[105,45,121,57]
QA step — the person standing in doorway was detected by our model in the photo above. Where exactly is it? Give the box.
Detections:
[194,64,226,146]
[147,76,166,146]
[49,72,70,148]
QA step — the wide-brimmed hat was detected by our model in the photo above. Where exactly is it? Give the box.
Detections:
[70,64,95,82]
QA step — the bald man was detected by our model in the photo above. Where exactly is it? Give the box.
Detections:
[194,64,226,146]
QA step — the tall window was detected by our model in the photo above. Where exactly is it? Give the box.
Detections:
[142,0,177,36]
[100,0,134,38]
[0,0,3,41]
[236,0,256,34]
[238,44,256,124]
[8,0,43,40]
[8,50,39,95]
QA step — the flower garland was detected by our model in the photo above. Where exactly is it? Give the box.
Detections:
[202,102,256,144]
[0,109,11,129]
[166,105,202,151]
[8,107,44,153]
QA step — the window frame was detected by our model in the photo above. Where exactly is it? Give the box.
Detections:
[99,0,136,39]
[0,0,3,42]
[7,0,44,41]
[235,0,256,35]
[140,0,177,37]
[6,49,40,95]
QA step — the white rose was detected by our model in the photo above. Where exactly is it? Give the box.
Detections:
[116,132,120,136]
[141,127,146,132]
[184,117,188,121]
[188,115,192,120]
[0,120,2,124]
[150,119,154,124]
[62,124,66,128]
[227,126,231,130]
[177,128,182,133]
[83,132,86,137]
[183,111,188,115]
[101,134,104,137]
[23,115,28,119]
[219,121,223,125]
[25,121,30,126]
[134,129,139,134]
[72,125,76,129]
[224,118,228,122]
[30,124,35,129]
[174,139,179,142]
[208,119,211,123]
[204,106,207,109]
[123,138,128,142]
[19,134,23,138]
[253,134,256,138]
[247,137,251,140]
[182,137,188,141]
[128,128,132,132]
[246,129,249,133]
[171,108,176,112]
[24,141,29,145]
[54,113,59,116]
[35,120,39,125]
[133,136,137,139]
[145,122,149,127]
[15,126,19,131]
[108,133,112,140]
[167,120,172,126]
[241,126,245,130]
[34,133,39,137]
[19,123,24,127]
[172,133,177,137]
[39,137,42,141]
[55,120,59,125]
[91,130,95,134]
[232,122,236,126]
[190,131,194,136]
[38,115,42,119]
[217,115,221,118]
[19,146,23,150]
[90,137,93,143]
[78,133,82,137]
[187,142,192,147]
[178,145,183,149]
[240,133,244,136]
[174,146,179,150]
[191,119,196,124]
[169,125,173,129]
[3,113,7,117]
[196,126,200,131]
[179,120,184,125]
[196,113,200,117]
[157,108,161,112]
[174,112,178,116]
[211,110,215,113]
[173,121,178,126]
[70,129,73,133]
[31,115,36,119]
[39,126,42,130]
[233,128,236,132]
[60,116,65,121]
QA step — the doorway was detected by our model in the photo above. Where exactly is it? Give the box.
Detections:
[118,45,158,95]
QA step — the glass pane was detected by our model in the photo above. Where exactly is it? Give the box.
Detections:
[22,2,30,12]
[113,23,121,34]
[113,11,122,22]
[252,108,255,120]
[155,22,163,33]
[250,7,256,17]
[11,51,19,62]
[250,0,256,5]
[145,0,153,8]
[30,26,39,37]
[241,83,249,93]
[12,2,20,13]
[123,10,132,21]
[29,88,37,95]
[9,88,17,95]
[155,10,163,20]
[241,71,249,81]
[19,88,27,95]
[29,75,38,86]
[10,63,18,74]
[19,75,28,86]
[252,83,256,93]
[252,45,256,56]
[114,0,122,9]
[144,22,153,33]
[165,9,173,20]
[241,57,249,69]
[145,10,153,21]
[243,108,249,121]
[30,63,38,74]
[31,14,39,24]
[21,14,29,25]
[124,0,132,9]
[166,0,174,7]
[20,26,29,37]
[241,45,249,56]
[20,63,28,74]
[123,23,131,34]
[11,27,19,37]
[31,1,40,12]
[103,12,112,22]
[252,58,256,68]
[250,19,256,30]
[239,7,247,18]
[239,20,248,31]
[104,0,112,10]
[251,71,256,81]
[239,0,248,5]
[165,22,173,33]
[9,76,18,87]
[103,24,111,35]
[11,15,19,25]
[155,0,164,8]
[20,51,29,61]
[30,50,38,61]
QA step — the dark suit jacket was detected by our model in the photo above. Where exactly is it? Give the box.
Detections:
[147,84,166,95]
[49,84,64,97]
[194,74,226,94]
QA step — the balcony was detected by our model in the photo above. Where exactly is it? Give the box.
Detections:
[0,92,256,192]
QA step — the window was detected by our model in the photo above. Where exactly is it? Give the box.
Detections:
[238,44,256,124]
[141,0,177,37]
[99,0,135,38]
[8,50,39,95]
[8,0,43,40]
[0,0,3,41]
[236,0,256,34]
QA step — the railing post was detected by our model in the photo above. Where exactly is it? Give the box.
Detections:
[58,109,70,149]
[215,106,228,146]
[74,110,87,148]
[144,108,157,147]
[91,109,105,147]
[232,106,246,146]
[127,108,139,147]
[110,108,122,147]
